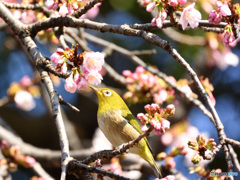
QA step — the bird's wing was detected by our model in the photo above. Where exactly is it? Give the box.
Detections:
[121,109,153,153]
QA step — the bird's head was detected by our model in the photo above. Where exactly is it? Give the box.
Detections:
[90,86,129,114]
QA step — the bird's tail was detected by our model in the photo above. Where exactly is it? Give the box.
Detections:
[151,159,162,178]
[139,150,162,178]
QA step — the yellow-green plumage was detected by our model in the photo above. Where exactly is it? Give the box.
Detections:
[91,87,161,177]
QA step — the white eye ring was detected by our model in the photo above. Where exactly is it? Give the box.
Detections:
[104,90,112,97]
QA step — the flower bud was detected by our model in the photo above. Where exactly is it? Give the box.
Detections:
[206,138,216,150]
[188,141,198,151]
[165,156,176,169]
[191,154,201,165]
[196,135,206,146]
[156,152,167,160]
[166,104,175,116]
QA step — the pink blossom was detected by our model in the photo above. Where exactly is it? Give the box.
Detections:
[161,118,170,130]
[161,132,173,146]
[141,124,148,132]
[50,51,64,64]
[59,3,68,17]
[135,66,145,74]
[21,11,37,24]
[23,156,36,168]
[52,1,58,10]
[178,0,186,5]
[179,3,202,30]
[14,90,36,111]
[220,3,231,16]
[77,76,88,90]
[151,17,156,25]
[153,89,168,104]
[67,3,74,15]
[137,113,148,122]
[20,76,31,87]
[170,0,178,7]
[223,31,235,46]
[72,2,79,10]
[156,16,163,29]
[122,70,132,77]
[13,10,21,19]
[74,72,81,84]
[208,92,216,106]
[146,1,155,12]
[161,10,167,20]
[208,10,222,25]
[61,62,68,73]
[80,3,101,19]
[215,0,223,8]
[86,71,103,85]
[64,74,77,93]
[83,52,104,72]
[46,0,55,9]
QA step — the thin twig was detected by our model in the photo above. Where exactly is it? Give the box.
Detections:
[72,0,103,18]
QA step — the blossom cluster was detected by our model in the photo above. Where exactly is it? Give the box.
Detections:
[188,135,216,165]
[142,0,202,30]
[2,0,42,24]
[50,46,105,93]
[137,103,175,135]
[122,66,197,105]
[45,0,101,17]
[7,76,40,111]
[122,66,176,105]
[206,32,239,69]
[0,140,36,171]
[208,1,231,25]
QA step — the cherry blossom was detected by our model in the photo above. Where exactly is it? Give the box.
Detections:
[179,3,202,30]
[14,90,36,111]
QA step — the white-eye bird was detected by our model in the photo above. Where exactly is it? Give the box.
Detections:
[91,87,161,177]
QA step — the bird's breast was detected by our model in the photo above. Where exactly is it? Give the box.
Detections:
[97,110,141,153]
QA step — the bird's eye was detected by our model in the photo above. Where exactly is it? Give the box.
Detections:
[104,90,112,97]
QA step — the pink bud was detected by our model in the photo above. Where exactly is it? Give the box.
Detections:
[135,66,145,73]
[166,104,175,115]
[220,3,231,16]
[170,0,178,7]
[161,118,170,130]
[122,70,132,77]
[161,10,167,20]
[209,10,217,20]
[137,113,148,121]
[156,16,163,29]
[61,62,68,73]
[178,0,186,5]
[141,125,148,132]
[151,103,160,113]
[144,104,151,114]
[151,17,156,25]
[77,76,88,90]
[20,76,31,87]
[59,3,68,17]
[23,156,36,168]
[215,1,223,8]
[146,2,156,12]
[74,72,81,84]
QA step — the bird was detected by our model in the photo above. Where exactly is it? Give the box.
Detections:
[91,86,161,177]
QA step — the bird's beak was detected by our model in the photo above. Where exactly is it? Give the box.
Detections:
[90,86,100,93]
